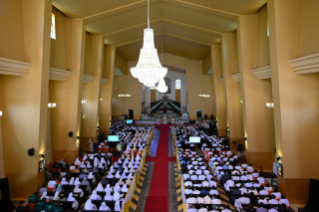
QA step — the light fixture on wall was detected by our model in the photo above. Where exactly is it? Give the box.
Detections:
[48,82,56,108]
[199,94,210,98]
[241,100,243,103]
[266,102,274,108]
[130,0,167,88]
[0,111,2,116]
[81,100,86,104]
[118,94,131,97]
[100,98,102,101]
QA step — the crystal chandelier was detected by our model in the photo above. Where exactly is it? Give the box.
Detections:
[130,0,167,88]
[157,77,168,93]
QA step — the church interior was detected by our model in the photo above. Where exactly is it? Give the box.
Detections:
[0,0,319,212]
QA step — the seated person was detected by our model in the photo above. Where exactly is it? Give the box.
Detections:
[16,201,28,212]
[90,190,102,200]
[44,200,55,212]
[279,204,289,212]
[259,186,269,195]
[39,184,47,195]
[53,203,64,212]
[256,203,267,212]
[34,198,48,212]
[268,195,279,205]
[221,205,232,212]
[279,196,289,208]
[258,198,268,205]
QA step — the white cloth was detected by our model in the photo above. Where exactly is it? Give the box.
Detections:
[61,178,68,185]
[104,192,113,201]
[52,191,60,201]
[48,181,57,188]
[74,177,81,185]
[203,195,212,204]
[279,198,289,206]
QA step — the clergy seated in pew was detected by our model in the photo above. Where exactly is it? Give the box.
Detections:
[241,203,288,211]
[187,203,232,212]
[82,199,122,211]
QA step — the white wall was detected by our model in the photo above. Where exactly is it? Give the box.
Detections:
[144,69,187,112]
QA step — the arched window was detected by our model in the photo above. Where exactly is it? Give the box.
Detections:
[175,79,181,89]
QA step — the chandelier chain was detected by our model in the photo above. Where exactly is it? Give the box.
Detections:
[147,0,150,28]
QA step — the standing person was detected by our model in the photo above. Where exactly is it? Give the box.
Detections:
[237,141,243,157]
[116,142,122,157]
[93,141,99,153]
[89,138,94,153]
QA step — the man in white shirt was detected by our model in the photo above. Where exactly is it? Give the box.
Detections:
[187,197,197,204]
[246,164,254,173]
[221,205,232,212]
[211,198,222,204]
[259,186,269,195]
[268,195,279,204]
[271,189,281,200]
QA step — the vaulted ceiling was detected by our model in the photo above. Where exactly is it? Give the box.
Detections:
[53,0,266,60]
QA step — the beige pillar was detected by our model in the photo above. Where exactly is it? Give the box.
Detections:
[236,15,275,170]
[80,35,104,151]
[0,0,52,197]
[0,117,4,178]
[51,18,86,165]
[211,44,227,136]
[268,0,319,203]
[221,33,244,146]
[100,46,115,135]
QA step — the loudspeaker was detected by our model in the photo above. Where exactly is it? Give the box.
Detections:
[68,131,73,137]
[197,110,202,118]
[28,148,34,156]
[129,110,134,119]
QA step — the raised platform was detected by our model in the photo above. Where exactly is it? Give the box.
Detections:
[136,114,189,125]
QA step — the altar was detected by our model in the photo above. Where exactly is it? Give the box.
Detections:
[150,96,181,115]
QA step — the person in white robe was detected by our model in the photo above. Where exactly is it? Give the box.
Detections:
[114,200,121,211]
[84,199,97,210]
[67,192,79,210]
[89,138,94,153]
[74,177,81,185]
[99,202,111,211]
[104,192,113,201]
[61,178,68,185]
[89,190,102,200]
[52,191,60,201]
[96,183,104,192]
[74,185,84,198]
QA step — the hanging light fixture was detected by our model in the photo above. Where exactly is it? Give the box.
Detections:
[157,77,168,93]
[130,0,167,88]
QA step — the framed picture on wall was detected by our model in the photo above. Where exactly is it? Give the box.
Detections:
[39,158,45,173]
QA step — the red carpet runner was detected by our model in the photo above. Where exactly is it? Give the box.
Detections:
[144,124,176,212]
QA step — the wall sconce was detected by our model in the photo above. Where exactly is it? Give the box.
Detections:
[199,94,210,98]
[118,94,131,97]
[266,102,274,108]
[77,135,80,140]
[244,136,247,141]
[48,103,57,108]
[81,100,86,104]
[100,98,102,101]
[277,156,281,161]
[82,115,85,119]
[241,100,243,103]
[41,152,45,158]
[0,111,2,116]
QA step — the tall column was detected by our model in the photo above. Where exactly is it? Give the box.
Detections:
[51,18,86,165]
[211,44,227,136]
[236,15,275,170]
[80,35,104,151]
[100,46,115,135]
[268,0,319,203]
[221,33,244,147]
[0,0,52,197]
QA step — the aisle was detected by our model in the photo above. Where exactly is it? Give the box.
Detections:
[144,124,176,212]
